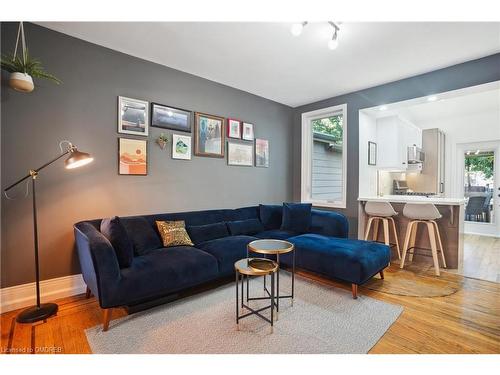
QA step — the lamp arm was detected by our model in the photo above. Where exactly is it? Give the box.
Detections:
[3,149,71,192]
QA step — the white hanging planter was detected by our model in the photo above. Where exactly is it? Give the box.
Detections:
[9,72,34,93]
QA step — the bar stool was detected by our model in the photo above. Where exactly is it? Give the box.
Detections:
[400,203,447,276]
[364,201,401,259]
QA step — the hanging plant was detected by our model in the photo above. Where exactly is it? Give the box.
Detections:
[156,133,169,150]
[0,22,61,93]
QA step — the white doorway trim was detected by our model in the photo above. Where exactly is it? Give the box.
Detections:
[456,140,500,237]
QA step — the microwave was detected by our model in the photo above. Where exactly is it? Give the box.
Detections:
[407,145,425,164]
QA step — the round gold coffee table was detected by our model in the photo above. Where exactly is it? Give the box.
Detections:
[235,258,278,332]
[247,239,295,315]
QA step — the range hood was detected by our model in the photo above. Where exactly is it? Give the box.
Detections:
[407,145,425,164]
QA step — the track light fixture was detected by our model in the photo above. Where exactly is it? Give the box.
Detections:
[290,21,341,50]
[327,22,340,50]
[290,22,308,36]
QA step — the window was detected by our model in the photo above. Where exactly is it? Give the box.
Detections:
[301,104,347,208]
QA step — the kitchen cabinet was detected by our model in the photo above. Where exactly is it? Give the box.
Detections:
[376,115,422,169]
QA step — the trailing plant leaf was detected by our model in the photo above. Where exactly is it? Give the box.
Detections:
[0,50,61,84]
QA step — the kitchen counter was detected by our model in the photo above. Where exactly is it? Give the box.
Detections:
[358,196,465,205]
[358,197,464,269]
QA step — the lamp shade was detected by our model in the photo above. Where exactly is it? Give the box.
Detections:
[65,149,93,169]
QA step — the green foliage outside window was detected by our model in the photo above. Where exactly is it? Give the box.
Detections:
[465,153,494,186]
[312,115,343,144]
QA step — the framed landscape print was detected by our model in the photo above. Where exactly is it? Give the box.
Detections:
[227,141,253,167]
[151,103,192,132]
[194,112,225,158]
[255,138,269,168]
[172,134,192,160]
[118,96,149,136]
[227,118,242,139]
[242,122,254,141]
[118,138,148,175]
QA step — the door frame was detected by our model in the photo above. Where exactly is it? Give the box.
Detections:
[456,140,500,237]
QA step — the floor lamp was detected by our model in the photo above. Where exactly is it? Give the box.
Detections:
[3,141,93,323]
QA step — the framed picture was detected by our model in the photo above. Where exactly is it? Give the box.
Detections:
[118,138,148,175]
[227,118,242,139]
[255,138,269,168]
[118,96,149,136]
[368,141,377,165]
[242,122,254,141]
[172,134,192,160]
[194,112,225,158]
[227,141,253,167]
[151,103,192,132]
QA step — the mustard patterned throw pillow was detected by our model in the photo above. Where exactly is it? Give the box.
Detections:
[156,220,194,247]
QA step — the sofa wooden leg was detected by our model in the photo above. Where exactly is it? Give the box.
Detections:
[85,286,91,299]
[351,284,358,299]
[379,270,385,279]
[102,308,113,332]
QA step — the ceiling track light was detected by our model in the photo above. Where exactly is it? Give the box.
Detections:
[327,22,340,50]
[290,22,308,36]
[290,21,341,50]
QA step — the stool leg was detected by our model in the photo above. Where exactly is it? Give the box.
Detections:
[400,220,415,269]
[426,222,441,276]
[382,218,390,246]
[364,217,374,240]
[372,218,380,241]
[432,221,447,268]
[389,217,401,259]
[409,221,418,262]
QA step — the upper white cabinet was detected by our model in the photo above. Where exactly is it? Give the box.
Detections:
[376,115,422,169]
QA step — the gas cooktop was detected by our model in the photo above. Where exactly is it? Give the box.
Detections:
[393,192,437,197]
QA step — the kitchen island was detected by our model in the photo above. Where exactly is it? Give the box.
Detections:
[358,196,465,269]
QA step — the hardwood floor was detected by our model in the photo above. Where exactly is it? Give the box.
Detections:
[1,264,499,354]
[446,234,500,283]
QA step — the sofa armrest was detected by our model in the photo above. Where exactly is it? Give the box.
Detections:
[310,209,349,238]
[74,222,121,308]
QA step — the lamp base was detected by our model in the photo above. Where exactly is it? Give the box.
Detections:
[16,303,58,323]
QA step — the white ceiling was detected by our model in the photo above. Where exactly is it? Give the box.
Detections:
[37,22,500,107]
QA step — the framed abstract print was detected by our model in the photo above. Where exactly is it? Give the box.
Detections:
[227,118,242,139]
[118,138,148,175]
[118,96,149,136]
[242,122,254,141]
[227,141,253,167]
[194,112,225,158]
[255,138,269,168]
[172,134,192,160]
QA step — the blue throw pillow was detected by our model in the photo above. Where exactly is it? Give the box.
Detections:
[227,219,264,236]
[259,204,283,230]
[100,216,134,268]
[120,217,163,256]
[281,203,312,233]
[187,222,229,245]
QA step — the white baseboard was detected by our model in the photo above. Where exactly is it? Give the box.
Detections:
[0,274,87,314]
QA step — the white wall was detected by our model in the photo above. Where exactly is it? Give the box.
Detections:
[416,110,500,199]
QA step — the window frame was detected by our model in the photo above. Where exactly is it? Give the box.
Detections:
[301,104,347,209]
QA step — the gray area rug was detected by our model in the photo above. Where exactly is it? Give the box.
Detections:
[86,273,403,353]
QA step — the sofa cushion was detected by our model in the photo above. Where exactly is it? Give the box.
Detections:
[227,218,264,236]
[281,203,312,233]
[259,204,283,230]
[187,222,229,245]
[254,229,297,240]
[100,216,134,268]
[156,220,194,247]
[121,217,162,256]
[116,246,219,306]
[196,235,256,275]
[287,234,390,284]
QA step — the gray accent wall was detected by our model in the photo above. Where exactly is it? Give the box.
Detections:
[0,23,294,288]
[293,53,500,237]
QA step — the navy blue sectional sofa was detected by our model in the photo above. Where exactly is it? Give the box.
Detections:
[74,204,390,330]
